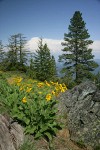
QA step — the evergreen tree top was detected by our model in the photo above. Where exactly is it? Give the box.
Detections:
[67,11,90,40]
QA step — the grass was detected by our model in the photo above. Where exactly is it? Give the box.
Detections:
[19,136,36,150]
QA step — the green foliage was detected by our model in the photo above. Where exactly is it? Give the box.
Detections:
[58,75,76,89]
[0,36,57,81]
[19,136,35,150]
[94,145,100,150]
[58,67,76,88]
[32,38,57,81]
[59,11,98,84]
[4,33,28,71]
[0,74,66,149]
[76,140,86,148]
[0,78,8,114]
[26,57,37,79]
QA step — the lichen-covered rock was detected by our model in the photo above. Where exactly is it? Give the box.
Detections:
[58,81,100,148]
[0,114,24,150]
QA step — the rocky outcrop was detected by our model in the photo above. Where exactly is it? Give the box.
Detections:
[58,81,100,148]
[0,114,24,150]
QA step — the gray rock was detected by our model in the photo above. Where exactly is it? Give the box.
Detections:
[0,114,24,150]
[58,81,100,148]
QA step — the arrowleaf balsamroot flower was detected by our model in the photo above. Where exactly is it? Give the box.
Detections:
[22,96,27,103]
[46,94,52,101]
[51,90,55,95]
[37,82,44,88]
[45,80,50,87]
[26,87,32,93]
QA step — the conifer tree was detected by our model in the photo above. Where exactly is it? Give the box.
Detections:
[7,34,18,68]
[6,33,28,71]
[18,33,27,66]
[59,11,98,83]
[33,38,56,81]
[50,55,57,77]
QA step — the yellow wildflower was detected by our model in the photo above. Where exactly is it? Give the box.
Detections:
[14,77,22,83]
[20,87,24,91]
[45,81,50,87]
[55,82,59,85]
[22,96,27,103]
[59,84,63,88]
[37,82,44,88]
[13,77,23,85]
[64,86,67,91]
[55,86,59,91]
[46,94,52,101]
[60,87,65,92]
[26,87,32,93]
[62,83,67,90]
[50,81,55,85]
[51,90,55,95]
[17,78,23,83]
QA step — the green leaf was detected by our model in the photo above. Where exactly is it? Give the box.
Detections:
[52,127,58,134]
[34,131,42,139]
[44,132,52,141]
[39,126,48,133]
[24,118,30,125]
[25,126,37,134]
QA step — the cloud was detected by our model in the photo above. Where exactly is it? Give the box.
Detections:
[26,37,63,60]
[90,40,100,59]
[26,37,100,60]
[90,40,100,51]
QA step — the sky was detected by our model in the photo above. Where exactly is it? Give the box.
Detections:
[0,0,100,60]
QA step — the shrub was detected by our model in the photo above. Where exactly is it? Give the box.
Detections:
[0,75,67,149]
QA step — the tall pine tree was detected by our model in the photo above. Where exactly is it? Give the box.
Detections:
[59,11,98,83]
[7,34,18,68]
[33,38,57,81]
[17,33,27,66]
[6,33,28,71]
